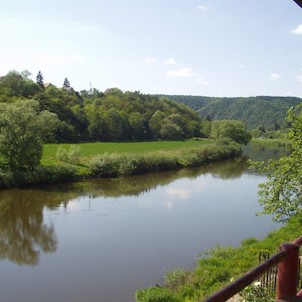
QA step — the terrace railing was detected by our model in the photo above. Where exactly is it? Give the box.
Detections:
[203,236,302,302]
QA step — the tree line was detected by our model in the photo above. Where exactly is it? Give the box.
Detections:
[162,94,302,131]
[0,70,204,143]
[0,70,252,172]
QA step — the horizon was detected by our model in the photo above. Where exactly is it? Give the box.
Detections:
[0,0,302,98]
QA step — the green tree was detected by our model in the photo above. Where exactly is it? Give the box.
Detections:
[250,105,302,222]
[149,110,165,139]
[211,120,251,144]
[0,70,41,98]
[36,70,44,88]
[160,114,185,140]
[128,112,146,139]
[21,70,32,81]
[63,77,71,89]
[0,100,59,170]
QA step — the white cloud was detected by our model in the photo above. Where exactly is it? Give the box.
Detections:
[239,65,244,69]
[291,24,302,34]
[197,5,207,11]
[142,58,156,64]
[165,57,176,65]
[166,67,196,78]
[271,73,281,80]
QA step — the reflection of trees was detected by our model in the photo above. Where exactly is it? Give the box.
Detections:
[57,157,249,197]
[0,189,62,266]
[197,156,248,179]
[242,142,290,162]
[0,143,286,266]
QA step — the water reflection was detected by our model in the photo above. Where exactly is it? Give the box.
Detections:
[0,156,248,266]
[0,143,288,267]
[242,142,290,162]
[0,190,58,266]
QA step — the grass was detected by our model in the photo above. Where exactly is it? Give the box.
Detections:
[251,137,291,147]
[42,139,213,163]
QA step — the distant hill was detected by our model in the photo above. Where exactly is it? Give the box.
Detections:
[157,95,302,130]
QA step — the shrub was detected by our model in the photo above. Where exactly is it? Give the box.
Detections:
[135,287,180,302]
[56,145,81,164]
[56,146,69,162]
[0,164,78,188]
[164,268,190,291]
[89,153,122,177]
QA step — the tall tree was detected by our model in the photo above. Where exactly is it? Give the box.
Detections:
[63,77,71,89]
[36,71,44,88]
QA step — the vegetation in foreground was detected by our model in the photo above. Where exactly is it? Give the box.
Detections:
[135,213,302,302]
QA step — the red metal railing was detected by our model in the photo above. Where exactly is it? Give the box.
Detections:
[203,236,302,302]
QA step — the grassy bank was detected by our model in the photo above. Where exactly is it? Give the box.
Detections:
[251,137,291,147]
[0,139,241,189]
[42,139,213,163]
[135,214,302,302]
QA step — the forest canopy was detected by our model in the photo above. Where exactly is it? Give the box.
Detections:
[0,70,203,143]
[162,95,302,131]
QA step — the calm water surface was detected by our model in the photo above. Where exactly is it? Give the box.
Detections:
[0,145,287,302]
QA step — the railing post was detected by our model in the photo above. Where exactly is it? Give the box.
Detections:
[276,243,300,300]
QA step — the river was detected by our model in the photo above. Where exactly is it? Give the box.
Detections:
[0,144,288,302]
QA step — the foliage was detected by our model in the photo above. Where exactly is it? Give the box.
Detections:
[240,283,275,302]
[211,120,251,145]
[0,70,42,99]
[89,143,241,178]
[0,71,205,142]
[162,95,301,130]
[63,77,71,89]
[0,100,59,170]
[56,145,82,164]
[36,70,44,88]
[0,164,79,189]
[249,104,302,222]
[135,287,180,302]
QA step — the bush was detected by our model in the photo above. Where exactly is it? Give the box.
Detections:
[0,164,78,188]
[89,153,122,177]
[56,145,81,164]
[56,146,69,162]
[135,287,180,302]
[164,268,190,291]
[240,283,275,302]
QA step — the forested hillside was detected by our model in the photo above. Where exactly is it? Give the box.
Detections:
[0,71,203,143]
[160,95,302,130]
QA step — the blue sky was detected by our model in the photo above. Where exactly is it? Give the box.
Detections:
[0,0,302,97]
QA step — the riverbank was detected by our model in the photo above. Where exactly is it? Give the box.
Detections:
[251,137,291,147]
[135,213,302,302]
[0,140,241,189]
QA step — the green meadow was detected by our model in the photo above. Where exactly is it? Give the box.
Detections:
[42,139,213,163]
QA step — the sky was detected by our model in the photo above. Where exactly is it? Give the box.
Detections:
[0,0,302,97]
